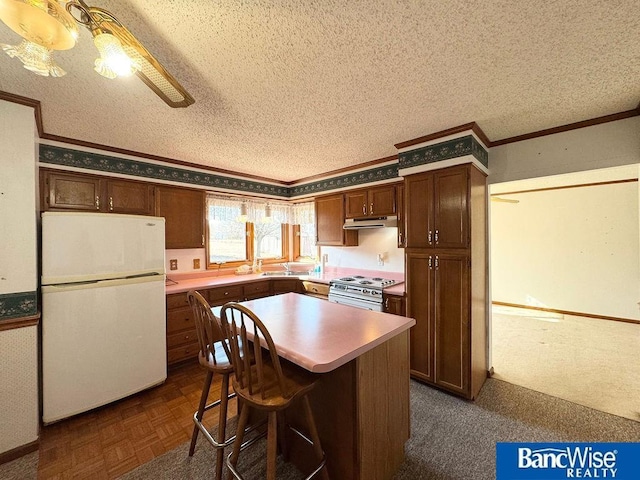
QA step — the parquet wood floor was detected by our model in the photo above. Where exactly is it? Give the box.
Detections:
[37,360,237,479]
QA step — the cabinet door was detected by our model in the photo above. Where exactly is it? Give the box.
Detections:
[383,294,405,316]
[344,190,368,218]
[156,186,205,249]
[396,184,406,247]
[433,253,470,396]
[406,252,434,382]
[433,166,469,249]
[369,185,396,216]
[243,281,271,300]
[106,180,155,215]
[315,194,358,246]
[45,172,102,211]
[405,172,434,248]
[272,279,301,294]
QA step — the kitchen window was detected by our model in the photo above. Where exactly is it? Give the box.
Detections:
[206,196,312,269]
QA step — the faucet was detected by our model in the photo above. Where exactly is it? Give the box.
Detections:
[281,262,291,273]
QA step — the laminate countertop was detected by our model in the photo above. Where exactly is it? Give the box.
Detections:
[165,268,406,296]
[213,293,415,373]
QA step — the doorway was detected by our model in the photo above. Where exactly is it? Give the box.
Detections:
[489,165,640,421]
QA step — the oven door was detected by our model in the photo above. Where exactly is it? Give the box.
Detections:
[328,293,383,311]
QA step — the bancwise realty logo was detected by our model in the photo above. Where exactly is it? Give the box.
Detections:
[497,443,640,479]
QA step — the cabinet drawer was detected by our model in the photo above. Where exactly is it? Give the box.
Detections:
[168,341,199,364]
[167,307,194,333]
[272,279,300,294]
[208,285,244,304]
[167,328,198,348]
[243,281,270,296]
[167,292,189,309]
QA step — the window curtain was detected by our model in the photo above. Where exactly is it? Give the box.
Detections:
[207,195,293,223]
[292,202,315,225]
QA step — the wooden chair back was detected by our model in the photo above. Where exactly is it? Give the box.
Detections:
[187,290,226,366]
[219,302,292,400]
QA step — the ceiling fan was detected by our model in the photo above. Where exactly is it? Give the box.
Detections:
[0,0,194,108]
[490,196,520,203]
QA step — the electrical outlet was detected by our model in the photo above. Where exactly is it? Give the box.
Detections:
[169,259,178,271]
[193,258,200,269]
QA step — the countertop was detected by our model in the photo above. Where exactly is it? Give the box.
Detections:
[165,267,406,296]
[213,293,415,373]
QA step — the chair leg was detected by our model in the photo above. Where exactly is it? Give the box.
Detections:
[267,411,278,480]
[190,370,214,456]
[215,373,230,480]
[227,402,250,480]
[302,395,329,480]
[276,410,289,461]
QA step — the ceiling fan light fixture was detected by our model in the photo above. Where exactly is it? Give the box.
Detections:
[0,0,78,50]
[92,30,139,78]
[1,38,66,76]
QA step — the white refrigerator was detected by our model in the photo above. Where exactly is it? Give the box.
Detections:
[41,212,167,424]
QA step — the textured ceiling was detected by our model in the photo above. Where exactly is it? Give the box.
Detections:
[0,1,638,182]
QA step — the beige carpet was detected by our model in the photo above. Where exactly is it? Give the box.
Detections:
[491,305,640,422]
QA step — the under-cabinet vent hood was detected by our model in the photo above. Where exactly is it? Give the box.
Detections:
[343,216,398,230]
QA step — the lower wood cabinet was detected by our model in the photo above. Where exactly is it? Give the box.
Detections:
[383,293,406,316]
[406,251,485,399]
[166,292,200,365]
[243,281,271,300]
[166,280,290,366]
[272,279,301,295]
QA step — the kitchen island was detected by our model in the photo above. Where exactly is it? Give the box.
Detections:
[214,293,415,480]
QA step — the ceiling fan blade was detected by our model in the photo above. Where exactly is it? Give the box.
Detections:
[490,197,519,203]
[88,7,194,108]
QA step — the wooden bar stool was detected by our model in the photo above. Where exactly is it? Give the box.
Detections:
[220,302,329,480]
[187,290,238,480]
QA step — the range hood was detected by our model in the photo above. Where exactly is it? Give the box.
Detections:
[343,216,398,230]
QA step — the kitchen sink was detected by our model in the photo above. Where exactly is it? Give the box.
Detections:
[261,271,312,277]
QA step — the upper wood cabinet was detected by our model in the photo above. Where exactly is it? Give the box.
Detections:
[405,165,469,249]
[105,180,155,215]
[42,170,154,215]
[315,193,358,246]
[345,185,396,218]
[156,186,205,249]
[396,183,406,248]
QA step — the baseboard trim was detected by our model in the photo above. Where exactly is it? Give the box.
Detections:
[492,301,640,325]
[0,440,39,466]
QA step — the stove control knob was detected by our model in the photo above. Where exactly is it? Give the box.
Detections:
[363,289,369,294]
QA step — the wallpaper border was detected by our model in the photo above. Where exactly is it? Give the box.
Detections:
[0,291,38,321]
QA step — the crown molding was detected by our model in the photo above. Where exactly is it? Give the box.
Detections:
[394,122,490,150]
[3,90,639,183]
[289,154,399,186]
[490,109,640,147]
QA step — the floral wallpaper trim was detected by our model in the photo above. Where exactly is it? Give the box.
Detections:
[40,145,291,198]
[40,145,404,198]
[398,135,488,170]
[0,291,38,320]
[289,165,400,196]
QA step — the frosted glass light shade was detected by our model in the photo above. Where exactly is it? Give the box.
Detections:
[93,32,139,78]
[1,39,66,76]
[0,0,78,50]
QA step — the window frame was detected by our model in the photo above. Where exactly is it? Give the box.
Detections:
[205,215,252,270]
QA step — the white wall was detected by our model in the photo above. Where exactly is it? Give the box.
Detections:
[489,116,640,184]
[491,179,639,320]
[321,228,404,273]
[0,100,39,454]
[0,101,37,295]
